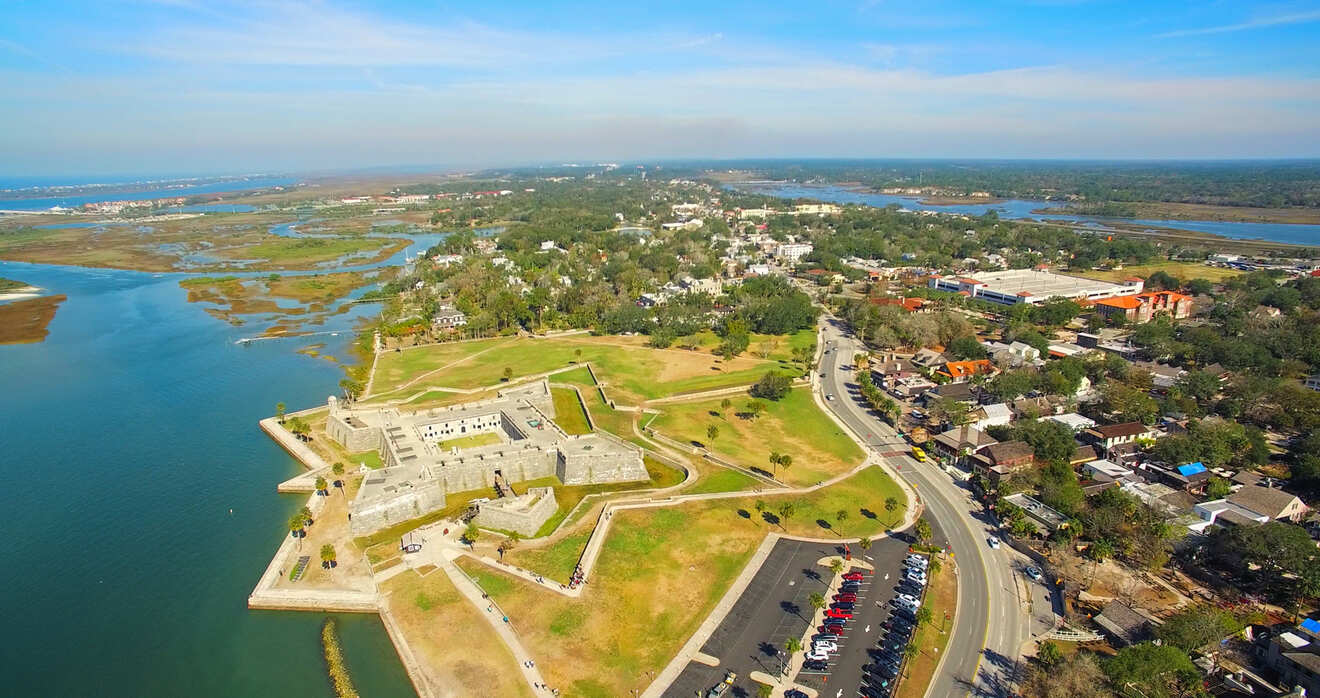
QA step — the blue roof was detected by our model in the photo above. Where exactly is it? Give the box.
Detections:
[1177,462,1207,476]
[1302,618,1320,635]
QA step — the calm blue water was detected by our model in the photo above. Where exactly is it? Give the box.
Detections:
[741,184,1320,246]
[0,260,415,697]
[0,176,295,211]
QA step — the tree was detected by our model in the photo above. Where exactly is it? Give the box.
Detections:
[574,348,583,362]
[778,454,793,476]
[288,513,306,546]
[745,400,766,420]
[332,462,345,492]
[859,537,872,553]
[320,543,337,569]
[885,496,899,514]
[835,509,849,524]
[916,605,934,627]
[1020,652,1111,698]
[808,592,826,612]
[757,683,772,698]
[463,523,480,548]
[314,476,328,495]
[706,424,719,442]
[948,334,988,360]
[276,402,287,423]
[502,366,513,382]
[750,371,793,400]
[1154,605,1243,652]
[768,450,783,476]
[754,499,766,513]
[778,502,795,527]
[1103,643,1204,698]
[785,636,803,655]
[1204,476,1231,500]
[902,641,919,669]
[1037,640,1063,667]
[915,517,933,544]
[829,558,844,576]
[720,398,732,411]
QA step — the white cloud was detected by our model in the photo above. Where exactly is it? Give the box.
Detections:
[1155,9,1320,38]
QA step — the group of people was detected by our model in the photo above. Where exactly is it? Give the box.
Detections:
[568,563,587,589]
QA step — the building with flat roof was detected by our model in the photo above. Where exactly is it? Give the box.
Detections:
[928,268,1143,305]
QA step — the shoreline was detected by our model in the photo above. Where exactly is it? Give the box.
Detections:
[0,285,42,302]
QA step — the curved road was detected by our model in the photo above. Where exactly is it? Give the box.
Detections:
[816,317,1030,697]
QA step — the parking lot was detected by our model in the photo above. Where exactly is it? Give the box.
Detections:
[666,539,843,698]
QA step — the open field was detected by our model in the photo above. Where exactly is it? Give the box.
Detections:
[685,468,761,495]
[380,569,535,698]
[0,294,66,344]
[1068,261,1243,284]
[550,387,592,435]
[347,450,383,469]
[436,432,502,451]
[371,334,802,402]
[648,388,864,486]
[460,466,905,698]
[896,556,958,698]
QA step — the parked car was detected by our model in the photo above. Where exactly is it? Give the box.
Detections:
[987,536,1001,549]
[821,624,844,635]
[805,649,830,662]
[813,639,838,652]
[825,609,852,620]
[843,571,865,581]
[833,601,856,610]
[1025,566,1043,581]
[834,593,858,602]
[904,555,928,568]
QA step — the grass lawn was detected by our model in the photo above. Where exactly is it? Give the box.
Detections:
[348,450,383,469]
[1069,261,1242,284]
[551,387,593,435]
[436,432,503,451]
[380,570,534,698]
[685,468,761,495]
[896,556,958,698]
[372,335,803,403]
[649,388,864,486]
[457,466,906,698]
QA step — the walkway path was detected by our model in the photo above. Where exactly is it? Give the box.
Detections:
[439,557,552,695]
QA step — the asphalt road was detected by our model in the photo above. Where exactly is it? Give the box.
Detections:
[666,538,846,698]
[817,318,1031,697]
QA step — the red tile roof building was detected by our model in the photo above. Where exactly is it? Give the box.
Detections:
[1094,290,1193,323]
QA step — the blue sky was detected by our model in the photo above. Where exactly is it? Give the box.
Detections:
[1,0,1318,175]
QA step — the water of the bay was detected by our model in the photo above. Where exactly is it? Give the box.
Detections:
[739,183,1320,247]
[0,259,416,696]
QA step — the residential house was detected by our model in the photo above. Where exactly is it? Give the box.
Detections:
[1083,459,1135,481]
[910,347,947,368]
[1258,619,1320,696]
[971,441,1036,483]
[1134,361,1186,390]
[921,381,979,407]
[1143,461,1212,494]
[1083,422,1156,451]
[1228,485,1309,523]
[937,359,998,383]
[930,425,998,462]
[970,403,1013,430]
[1042,413,1097,432]
[1094,601,1157,648]
[431,306,468,330]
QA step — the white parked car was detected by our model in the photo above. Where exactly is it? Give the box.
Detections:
[813,640,838,652]
[987,536,1001,549]
[805,649,830,662]
[904,555,928,568]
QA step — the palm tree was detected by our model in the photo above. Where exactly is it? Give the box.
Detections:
[778,454,792,476]
[332,462,345,492]
[502,366,514,382]
[757,684,773,698]
[754,499,766,514]
[835,509,849,524]
[885,496,899,513]
[777,502,795,529]
[829,558,844,577]
[463,523,480,549]
[574,348,583,363]
[276,402,286,423]
[300,505,313,524]
[785,636,802,655]
[720,398,732,411]
[768,451,782,476]
[902,641,919,672]
[916,605,933,627]
[915,517,933,544]
[808,592,826,613]
[288,513,306,547]
[314,476,328,496]
[706,424,719,442]
[320,543,337,569]
[859,537,872,554]
[928,557,943,576]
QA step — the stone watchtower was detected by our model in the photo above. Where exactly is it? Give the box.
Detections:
[327,395,339,416]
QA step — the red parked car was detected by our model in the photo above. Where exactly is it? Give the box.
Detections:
[842,571,865,581]
[820,624,844,635]
[833,593,857,602]
[825,609,853,620]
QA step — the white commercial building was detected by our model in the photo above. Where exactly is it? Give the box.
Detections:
[927,268,1143,305]
[776,242,814,262]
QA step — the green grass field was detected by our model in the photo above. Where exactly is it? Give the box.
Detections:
[347,450,383,469]
[462,464,905,698]
[551,387,593,435]
[649,388,864,486]
[436,432,503,450]
[685,468,760,495]
[371,335,804,402]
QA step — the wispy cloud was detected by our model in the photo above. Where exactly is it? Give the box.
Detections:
[1155,9,1320,38]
